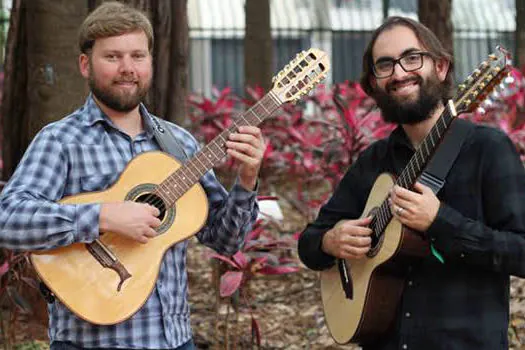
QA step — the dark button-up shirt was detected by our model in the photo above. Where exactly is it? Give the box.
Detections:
[299,121,525,349]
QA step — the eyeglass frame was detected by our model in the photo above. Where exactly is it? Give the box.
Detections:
[372,51,435,79]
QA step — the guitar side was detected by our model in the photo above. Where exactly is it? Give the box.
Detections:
[30,151,209,325]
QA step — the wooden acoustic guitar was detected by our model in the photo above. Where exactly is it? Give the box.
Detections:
[30,48,330,325]
[320,47,511,345]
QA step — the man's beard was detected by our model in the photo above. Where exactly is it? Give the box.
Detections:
[372,73,447,125]
[89,74,150,113]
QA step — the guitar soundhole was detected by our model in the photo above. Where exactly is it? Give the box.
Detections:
[135,193,167,221]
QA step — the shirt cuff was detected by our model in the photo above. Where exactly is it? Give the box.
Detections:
[74,203,100,242]
[425,203,464,255]
[230,178,258,211]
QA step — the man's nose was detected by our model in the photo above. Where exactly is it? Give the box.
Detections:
[118,56,134,73]
[391,61,409,79]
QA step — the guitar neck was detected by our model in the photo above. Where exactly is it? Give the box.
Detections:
[372,104,456,236]
[155,92,282,207]
[396,107,455,188]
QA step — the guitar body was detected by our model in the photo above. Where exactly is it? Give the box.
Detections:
[320,173,429,344]
[30,151,209,325]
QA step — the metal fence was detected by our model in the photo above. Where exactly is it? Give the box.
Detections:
[188,0,517,96]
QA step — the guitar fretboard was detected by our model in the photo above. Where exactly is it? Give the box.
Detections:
[154,92,282,207]
[371,108,455,238]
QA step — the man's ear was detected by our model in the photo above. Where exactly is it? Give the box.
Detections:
[79,54,90,79]
[435,57,450,82]
[369,76,377,89]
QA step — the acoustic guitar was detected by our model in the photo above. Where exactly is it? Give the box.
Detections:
[320,47,511,344]
[30,48,330,325]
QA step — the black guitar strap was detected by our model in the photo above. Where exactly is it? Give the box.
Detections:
[419,117,473,195]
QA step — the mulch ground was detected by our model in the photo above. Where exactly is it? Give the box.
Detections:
[8,199,525,349]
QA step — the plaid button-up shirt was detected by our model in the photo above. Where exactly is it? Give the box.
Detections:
[0,95,258,349]
[299,122,525,349]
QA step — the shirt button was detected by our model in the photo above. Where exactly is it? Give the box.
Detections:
[402,344,408,349]
[405,312,411,318]
[431,237,436,242]
[407,280,413,286]
[460,253,465,258]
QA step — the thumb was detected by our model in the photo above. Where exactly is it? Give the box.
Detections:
[351,216,373,226]
[413,181,430,194]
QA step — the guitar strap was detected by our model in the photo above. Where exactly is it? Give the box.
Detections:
[419,117,473,263]
[144,114,190,162]
[419,117,472,195]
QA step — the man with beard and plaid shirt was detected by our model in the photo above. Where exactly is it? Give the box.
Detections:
[0,2,265,350]
[299,16,525,350]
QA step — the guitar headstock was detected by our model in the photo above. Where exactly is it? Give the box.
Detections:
[271,48,330,104]
[454,46,511,114]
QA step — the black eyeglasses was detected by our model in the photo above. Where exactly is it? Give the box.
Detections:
[372,52,433,79]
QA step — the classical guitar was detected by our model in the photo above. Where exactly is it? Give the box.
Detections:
[320,47,511,345]
[30,48,330,325]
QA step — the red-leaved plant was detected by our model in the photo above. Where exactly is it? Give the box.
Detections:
[188,82,395,218]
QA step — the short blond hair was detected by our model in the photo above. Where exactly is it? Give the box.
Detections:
[78,1,153,54]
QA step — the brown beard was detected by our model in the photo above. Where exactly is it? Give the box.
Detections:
[88,60,151,113]
[372,72,447,125]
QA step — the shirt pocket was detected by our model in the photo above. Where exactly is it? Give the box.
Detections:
[79,173,119,193]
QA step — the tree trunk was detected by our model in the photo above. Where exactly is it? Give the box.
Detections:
[516,0,525,71]
[418,0,453,56]
[244,0,273,92]
[1,0,88,181]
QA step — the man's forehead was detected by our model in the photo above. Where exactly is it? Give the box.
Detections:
[372,25,423,59]
[92,32,149,51]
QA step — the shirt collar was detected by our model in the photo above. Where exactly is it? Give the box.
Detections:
[81,94,155,139]
[388,125,415,151]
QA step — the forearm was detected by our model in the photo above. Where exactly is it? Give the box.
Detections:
[197,176,258,255]
[426,203,525,277]
[298,225,336,270]
[0,195,100,251]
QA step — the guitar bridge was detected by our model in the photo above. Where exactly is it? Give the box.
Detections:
[337,259,353,300]
[86,240,132,292]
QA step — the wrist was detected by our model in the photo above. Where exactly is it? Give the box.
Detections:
[239,175,257,191]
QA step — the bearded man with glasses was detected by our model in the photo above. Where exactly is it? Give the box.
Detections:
[299,16,525,349]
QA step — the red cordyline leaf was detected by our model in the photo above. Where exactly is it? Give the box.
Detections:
[220,271,243,297]
[287,127,306,143]
[232,251,249,269]
[0,261,9,277]
[262,142,274,160]
[208,253,241,269]
[246,225,266,241]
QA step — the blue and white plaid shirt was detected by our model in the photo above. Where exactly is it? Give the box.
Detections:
[0,95,259,349]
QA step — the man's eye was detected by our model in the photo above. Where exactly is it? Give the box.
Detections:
[404,54,420,62]
[376,61,393,71]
